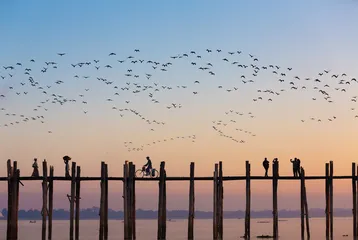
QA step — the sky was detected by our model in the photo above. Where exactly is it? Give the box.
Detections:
[1,0,358,211]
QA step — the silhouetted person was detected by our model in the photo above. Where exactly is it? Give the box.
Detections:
[143,156,152,176]
[273,158,279,177]
[262,157,269,177]
[290,158,298,177]
[296,158,301,177]
[31,158,39,177]
[63,155,71,178]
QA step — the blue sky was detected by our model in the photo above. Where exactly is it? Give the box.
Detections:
[1,1,358,211]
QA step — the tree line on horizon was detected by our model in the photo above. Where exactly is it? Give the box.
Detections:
[0,207,354,220]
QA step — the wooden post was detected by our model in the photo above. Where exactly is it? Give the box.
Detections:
[356,165,358,239]
[302,168,310,239]
[218,161,223,240]
[69,162,76,240]
[163,165,167,239]
[123,162,128,240]
[14,167,20,240]
[131,163,136,240]
[7,159,12,240]
[11,161,19,240]
[188,162,195,240]
[300,167,305,240]
[353,163,357,239]
[272,160,278,239]
[213,163,218,240]
[245,161,251,239]
[48,166,54,240]
[157,161,166,240]
[325,163,329,240]
[127,162,133,239]
[42,160,48,240]
[99,162,105,240]
[104,164,109,240]
[75,166,81,240]
[329,161,333,239]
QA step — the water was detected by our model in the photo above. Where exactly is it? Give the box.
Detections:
[0,218,353,239]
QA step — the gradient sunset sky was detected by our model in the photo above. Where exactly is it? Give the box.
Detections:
[1,1,358,211]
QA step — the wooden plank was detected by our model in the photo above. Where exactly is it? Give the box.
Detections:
[75,166,81,240]
[300,167,305,239]
[2,175,358,182]
[6,159,12,240]
[353,163,357,239]
[99,162,105,240]
[104,164,109,240]
[42,160,48,240]
[213,163,218,240]
[48,166,54,240]
[329,161,333,239]
[325,163,329,240]
[188,162,195,240]
[302,168,310,239]
[69,162,76,240]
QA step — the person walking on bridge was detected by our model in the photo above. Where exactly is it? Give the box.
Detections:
[262,157,269,177]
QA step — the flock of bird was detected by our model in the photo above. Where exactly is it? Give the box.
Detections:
[1,48,358,152]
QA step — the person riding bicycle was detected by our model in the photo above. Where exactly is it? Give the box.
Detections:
[143,156,152,176]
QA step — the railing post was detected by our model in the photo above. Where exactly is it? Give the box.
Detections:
[48,166,54,240]
[157,161,166,240]
[329,161,333,240]
[99,162,105,240]
[69,162,76,240]
[302,168,310,238]
[6,159,12,240]
[245,161,251,239]
[188,162,195,240]
[353,163,357,239]
[42,160,48,240]
[213,163,218,240]
[325,163,329,240]
[218,161,223,240]
[75,166,81,240]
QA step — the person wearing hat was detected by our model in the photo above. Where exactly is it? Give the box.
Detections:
[63,155,71,178]
[31,158,39,177]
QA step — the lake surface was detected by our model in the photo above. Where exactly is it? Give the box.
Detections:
[0,218,354,239]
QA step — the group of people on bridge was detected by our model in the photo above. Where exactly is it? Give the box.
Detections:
[262,157,302,177]
[30,155,302,178]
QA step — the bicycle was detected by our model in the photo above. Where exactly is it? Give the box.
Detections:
[135,166,159,178]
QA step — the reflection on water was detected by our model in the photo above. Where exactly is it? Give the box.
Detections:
[0,218,353,240]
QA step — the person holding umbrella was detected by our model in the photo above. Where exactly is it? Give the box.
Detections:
[63,155,71,178]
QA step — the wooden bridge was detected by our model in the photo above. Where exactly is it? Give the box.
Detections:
[2,159,358,240]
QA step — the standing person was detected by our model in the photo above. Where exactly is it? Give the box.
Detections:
[290,158,298,177]
[273,158,279,177]
[63,155,71,178]
[31,158,39,177]
[296,158,301,177]
[143,156,152,176]
[262,157,269,177]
